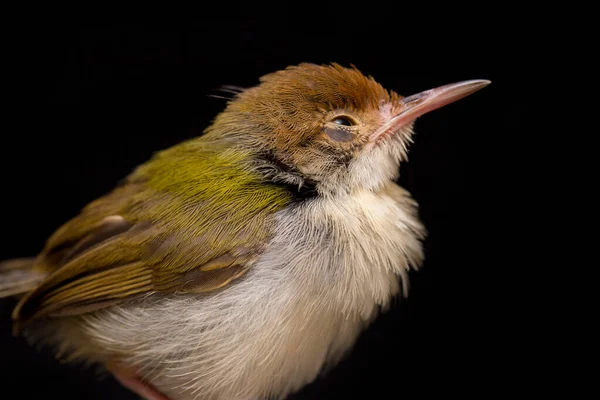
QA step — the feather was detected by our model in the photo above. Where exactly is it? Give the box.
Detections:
[0,258,45,297]
[11,143,292,328]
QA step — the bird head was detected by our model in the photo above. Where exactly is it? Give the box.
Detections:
[205,63,489,196]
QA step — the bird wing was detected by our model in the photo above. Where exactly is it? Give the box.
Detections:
[13,154,291,326]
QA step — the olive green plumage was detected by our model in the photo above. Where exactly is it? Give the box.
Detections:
[11,136,292,326]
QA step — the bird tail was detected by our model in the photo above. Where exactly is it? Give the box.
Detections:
[0,258,45,298]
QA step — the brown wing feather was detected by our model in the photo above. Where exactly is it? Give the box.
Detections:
[16,262,152,320]
[33,185,140,274]
[14,221,153,324]
[0,258,43,297]
[13,181,274,328]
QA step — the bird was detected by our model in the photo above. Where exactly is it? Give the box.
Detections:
[0,63,489,400]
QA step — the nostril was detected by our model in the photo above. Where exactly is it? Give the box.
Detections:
[401,91,430,105]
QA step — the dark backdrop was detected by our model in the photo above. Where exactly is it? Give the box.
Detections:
[1,10,533,400]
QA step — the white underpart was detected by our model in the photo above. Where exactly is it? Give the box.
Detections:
[75,182,424,400]
[326,128,411,195]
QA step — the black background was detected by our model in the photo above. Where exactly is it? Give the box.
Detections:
[1,9,536,400]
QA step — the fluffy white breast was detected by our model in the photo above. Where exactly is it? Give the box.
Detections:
[74,182,424,400]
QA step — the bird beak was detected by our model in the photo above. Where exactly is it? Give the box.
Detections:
[371,79,491,141]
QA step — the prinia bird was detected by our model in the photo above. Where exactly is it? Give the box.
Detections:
[0,63,489,400]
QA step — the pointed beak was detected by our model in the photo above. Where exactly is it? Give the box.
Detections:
[371,79,491,141]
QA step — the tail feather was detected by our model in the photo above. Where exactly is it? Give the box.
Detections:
[0,258,45,297]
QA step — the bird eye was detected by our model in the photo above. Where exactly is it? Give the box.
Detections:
[332,116,355,126]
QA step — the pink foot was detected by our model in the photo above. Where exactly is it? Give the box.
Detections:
[108,365,171,400]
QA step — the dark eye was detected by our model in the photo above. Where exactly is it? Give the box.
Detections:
[332,116,355,126]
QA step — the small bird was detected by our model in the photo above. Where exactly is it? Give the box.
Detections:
[0,63,489,400]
